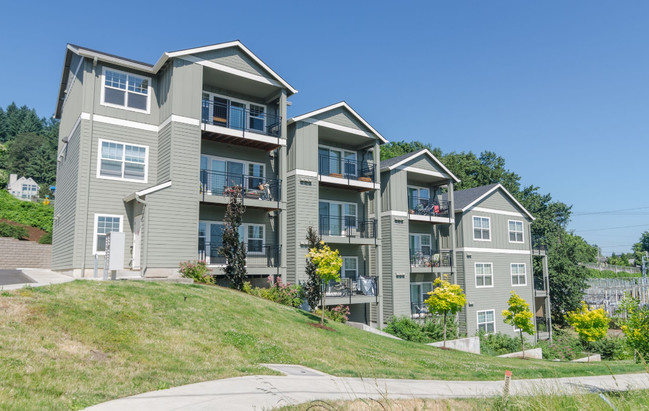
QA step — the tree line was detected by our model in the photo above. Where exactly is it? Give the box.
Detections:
[0,103,59,191]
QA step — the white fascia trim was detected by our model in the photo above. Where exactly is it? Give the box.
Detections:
[181,55,282,88]
[287,169,318,178]
[61,55,85,110]
[165,41,297,94]
[159,114,199,129]
[382,149,460,183]
[202,123,285,146]
[461,184,535,221]
[58,114,84,160]
[137,181,172,196]
[319,175,379,190]
[408,214,455,224]
[381,210,409,217]
[400,166,448,179]
[303,118,376,139]
[91,114,158,132]
[289,102,388,144]
[80,112,91,120]
[470,206,527,218]
[457,247,531,255]
[69,44,154,74]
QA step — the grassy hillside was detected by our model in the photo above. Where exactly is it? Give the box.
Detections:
[0,281,644,410]
[0,190,53,232]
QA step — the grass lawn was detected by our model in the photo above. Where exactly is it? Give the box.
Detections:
[0,281,645,410]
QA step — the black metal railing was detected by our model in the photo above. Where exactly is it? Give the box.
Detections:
[536,316,549,333]
[198,242,280,268]
[532,236,549,253]
[318,153,375,183]
[200,169,281,202]
[324,276,378,298]
[319,215,376,239]
[409,249,452,269]
[534,274,549,293]
[201,99,281,137]
[408,196,450,218]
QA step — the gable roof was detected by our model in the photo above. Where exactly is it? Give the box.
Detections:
[448,183,535,220]
[288,102,388,144]
[380,149,460,183]
[56,41,297,118]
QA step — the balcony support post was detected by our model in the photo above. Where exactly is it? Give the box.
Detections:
[374,139,384,329]
[447,181,457,283]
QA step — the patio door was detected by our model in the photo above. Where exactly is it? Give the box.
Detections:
[230,101,245,130]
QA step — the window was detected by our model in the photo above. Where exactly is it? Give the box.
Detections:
[410,282,433,314]
[198,221,265,263]
[511,263,527,286]
[410,234,432,256]
[508,220,524,243]
[200,155,265,195]
[102,68,150,112]
[94,214,122,254]
[473,216,491,241]
[341,257,358,280]
[246,225,264,254]
[408,187,430,210]
[477,310,496,334]
[318,146,358,178]
[98,139,148,182]
[318,201,357,236]
[475,263,493,287]
[202,92,268,133]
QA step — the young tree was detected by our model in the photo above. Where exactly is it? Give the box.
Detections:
[424,277,466,347]
[502,291,535,358]
[304,226,323,310]
[621,305,649,363]
[306,242,342,324]
[219,185,247,290]
[566,302,609,362]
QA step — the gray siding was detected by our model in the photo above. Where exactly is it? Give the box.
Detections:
[158,122,172,183]
[59,56,85,138]
[381,215,411,320]
[312,107,373,135]
[459,209,531,250]
[195,47,277,82]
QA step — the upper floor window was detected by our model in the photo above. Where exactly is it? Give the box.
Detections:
[475,262,493,287]
[102,68,150,113]
[318,146,358,178]
[508,220,524,243]
[341,256,358,280]
[477,310,496,334]
[408,187,430,210]
[202,93,269,134]
[511,263,527,286]
[98,139,148,183]
[473,216,491,241]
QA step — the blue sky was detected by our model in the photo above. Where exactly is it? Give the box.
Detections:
[1,1,647,255]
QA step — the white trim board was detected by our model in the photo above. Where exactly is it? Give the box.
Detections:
[381,149,460,183]
[304,118,375,139]
[460,184,535,221]
[456,247,531,255]
[469,206,527,218]
[182,55,282,89]
[82,112,200,133]
[287,169,318,178]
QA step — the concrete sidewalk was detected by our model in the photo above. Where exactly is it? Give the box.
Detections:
[85,366,649,411]
[0,268,75,290]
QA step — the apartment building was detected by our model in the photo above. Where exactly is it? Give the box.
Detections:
[286,102,386,324]
[52,41,294,279]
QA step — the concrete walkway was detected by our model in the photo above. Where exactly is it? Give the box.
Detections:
[0,268,74,290]
[85,366,649,411]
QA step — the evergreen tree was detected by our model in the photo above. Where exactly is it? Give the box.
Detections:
[304,226,324,310]
[219,185,247,290]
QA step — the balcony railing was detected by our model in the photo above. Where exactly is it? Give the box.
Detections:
[410,249,452,270]
[201,99,281,137]
[324,276,378,298]
[408,197,450,218]
[198,242,281,268]
[200,169,281,202]
[532,236,549,254]
[319,215,377,239]
[534,274,549,293]
[318,153,375,183]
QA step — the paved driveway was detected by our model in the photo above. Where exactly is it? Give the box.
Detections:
[0,269,35,286]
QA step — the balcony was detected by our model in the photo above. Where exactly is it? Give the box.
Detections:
[318,153,377,191]
[536,316,551,341]
[532,236,548,256]
[198,242,281,272]
[410,249,452,273]
[200,169,281,208]
[408,196,451,223]
[200,99,283,150]
[534,275,549,298]
[319,215,377,244]
[324,276,378,305]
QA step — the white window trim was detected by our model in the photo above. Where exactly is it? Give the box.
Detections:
[477,309,496,334]
[96,138,149,183]
[319,200,359,236]
[202,91,268,132]
[410,233,432,253]
[318,144,359,177]
[510,263,527,287]
[342,256,359,279]
[472,216,491,242]
[200,154,266,178]
[475,262,494,288]
[93,213,124,255]
[411,281,434,307]
[508,219,525,244]
[199,220,267,263]
[100,67,151,114]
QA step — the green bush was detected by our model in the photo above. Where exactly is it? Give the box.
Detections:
[384,317,429,342]
[0,222,28,240]
[0,191,53,232]
[178,260,214,284]
[245,276,303,308]
[422,316,459,342]
[313,305,350,323]
[588,336,632,360]
[479,332,521,356]
[587,269,641,278]
[38,232,52,244]
[537,330,583,360]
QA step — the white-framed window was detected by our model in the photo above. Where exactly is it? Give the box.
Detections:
[93,214,123,255]
[341,256,358,280]
[246,224,264,254]
[101,67,150,113]
[97,139,148,183]
[200,154,265,195]
[202,91,267,133]
[318,145,358,177]
[410,282,433,314]
[408,186,430,210]
[477,310,496,334]
[508,220,524,243]
[475,262,493,288]
[410,234,432,256]
[511,263,527,286]
[473,216,491,241]
[318,200,357,236]
[198,221,266,263]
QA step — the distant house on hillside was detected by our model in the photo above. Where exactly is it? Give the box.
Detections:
[7,174,39,201]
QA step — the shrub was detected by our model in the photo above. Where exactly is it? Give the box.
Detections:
[178,260,214,284]
[0,222,28,240]
[621,305,649,362]
[246,276,303,308]
[38,232,52,244]
[314,305,350,323]
[537,330,583,360]
[384,317,429,342]
[479,332,522,356]
[422,316,458,342]
[588,336,632,360]
[0,191,53,232]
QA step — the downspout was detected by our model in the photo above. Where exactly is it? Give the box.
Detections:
[135,193,149,276]
[80,56,98,278]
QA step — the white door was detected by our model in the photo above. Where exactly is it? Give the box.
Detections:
[132,216,142,269]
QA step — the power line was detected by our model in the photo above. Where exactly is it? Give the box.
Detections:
[572,224,649,233]
[573,206,649,216]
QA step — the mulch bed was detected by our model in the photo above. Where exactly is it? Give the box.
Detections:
[0,219,48,242]
[308,322,336,332]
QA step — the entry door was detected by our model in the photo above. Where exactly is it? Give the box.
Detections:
[132,215,142,269]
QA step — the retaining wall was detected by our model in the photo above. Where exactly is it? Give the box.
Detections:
[0,237,51,269]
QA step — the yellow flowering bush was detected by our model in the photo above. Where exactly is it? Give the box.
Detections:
[424,277,466,347]
[566,301,609,361]
[306,242,342,324]
[502,291,535,357]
